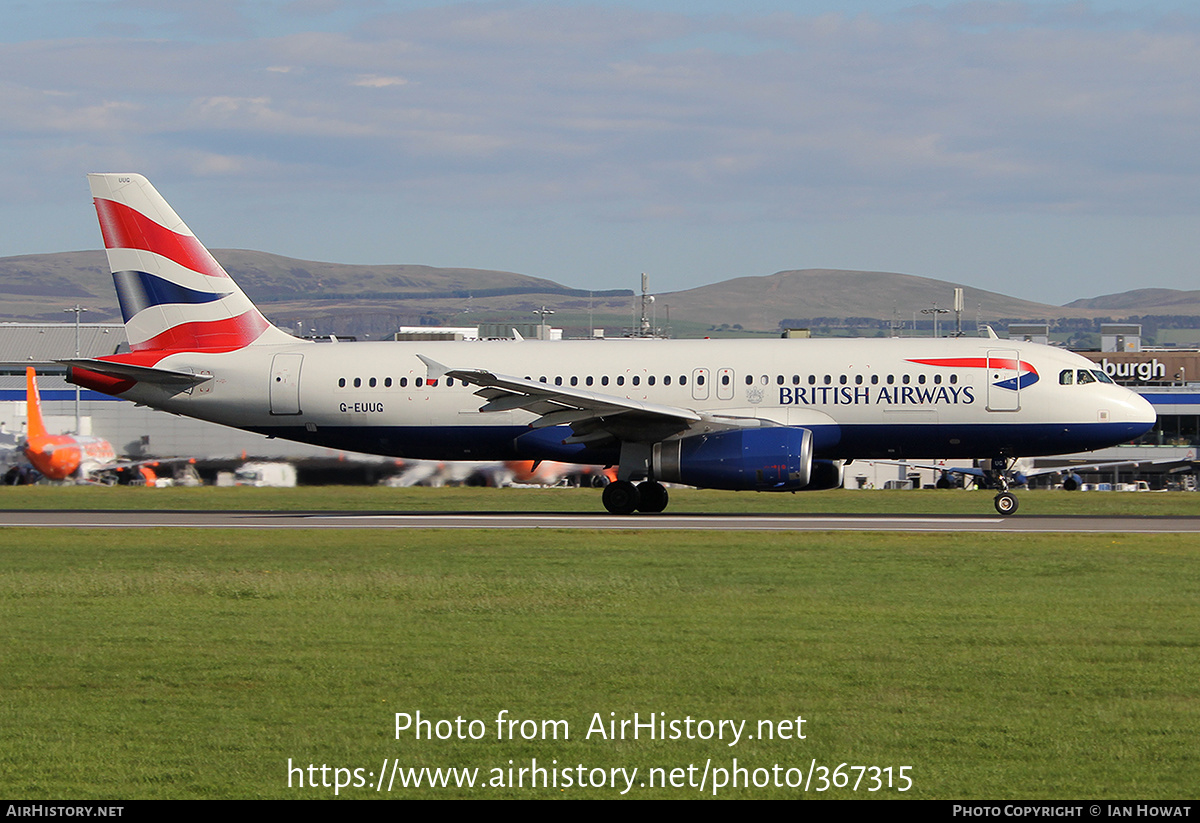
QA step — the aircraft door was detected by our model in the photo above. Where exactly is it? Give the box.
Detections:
[716,368,735,401]
[692,368,710,401]
[269,353,304,415]
[986,349,1020,412]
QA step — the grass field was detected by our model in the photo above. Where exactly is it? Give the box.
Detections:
[1,495,1197,799]
[2,484,1200,516]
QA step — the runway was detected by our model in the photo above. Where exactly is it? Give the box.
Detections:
[3,509,1198,532]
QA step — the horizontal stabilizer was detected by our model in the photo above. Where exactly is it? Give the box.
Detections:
[57,358,212,386]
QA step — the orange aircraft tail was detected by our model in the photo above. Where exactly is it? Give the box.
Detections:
[25,367,48,440]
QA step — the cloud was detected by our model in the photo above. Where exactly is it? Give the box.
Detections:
[2,2,1199,221]
[352,74,408,87]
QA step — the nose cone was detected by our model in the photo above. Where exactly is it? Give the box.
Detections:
[1124,390,1157,436]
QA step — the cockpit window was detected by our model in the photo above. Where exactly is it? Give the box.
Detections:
[1092,370,1114,384]
[1059,369,1073,385]
[1077,370,1096,385]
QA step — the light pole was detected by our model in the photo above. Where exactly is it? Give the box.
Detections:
[921,304,949,338]
[64,305,88,433]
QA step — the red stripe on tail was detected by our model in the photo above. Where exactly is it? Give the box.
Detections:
[131,310,270,352]
[94,198,229,279]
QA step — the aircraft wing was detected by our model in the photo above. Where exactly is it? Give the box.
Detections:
[419,355,704,446]
[867,460,1080,481]
[867,456,1199,484]
[1033,456,1199,475]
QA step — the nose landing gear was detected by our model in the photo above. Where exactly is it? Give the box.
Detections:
[989,457,1020,516]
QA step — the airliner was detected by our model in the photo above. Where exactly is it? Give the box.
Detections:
[21,366,118,481]
[63,173,1156,515]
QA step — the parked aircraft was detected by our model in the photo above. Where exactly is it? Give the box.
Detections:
[20,366,118,481]
[64,173,1156,514]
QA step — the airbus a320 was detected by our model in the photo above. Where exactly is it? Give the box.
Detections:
[64,173,1156,515]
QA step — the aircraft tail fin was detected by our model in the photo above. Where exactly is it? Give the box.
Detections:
[25,367,48,440]
[87,173,296,353]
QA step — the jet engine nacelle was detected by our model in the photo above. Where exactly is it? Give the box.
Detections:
[1061,473,1083,491]
[652,427,813,491]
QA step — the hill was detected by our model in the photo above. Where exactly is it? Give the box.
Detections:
[0,250,1190,335]
[0,250,632,325]
[655,269,1074,332]
[1064,288,1200,314]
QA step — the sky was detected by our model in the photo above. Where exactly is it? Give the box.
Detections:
[3,0,1199,306]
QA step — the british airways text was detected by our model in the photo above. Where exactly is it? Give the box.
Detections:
[778,386,975,406]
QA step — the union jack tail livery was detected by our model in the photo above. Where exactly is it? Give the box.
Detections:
[88,173,294,353]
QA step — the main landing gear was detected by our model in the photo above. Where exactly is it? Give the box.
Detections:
[601,479,669,514]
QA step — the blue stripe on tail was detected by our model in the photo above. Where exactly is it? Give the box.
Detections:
[112,270,232,322]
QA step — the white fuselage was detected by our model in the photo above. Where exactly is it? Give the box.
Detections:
[109,336,1155,466]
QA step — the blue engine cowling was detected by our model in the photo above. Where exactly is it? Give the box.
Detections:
[652,427,813,491]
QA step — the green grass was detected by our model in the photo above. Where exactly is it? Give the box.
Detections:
[2,484,1200,516]
[1,528,1197,799]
